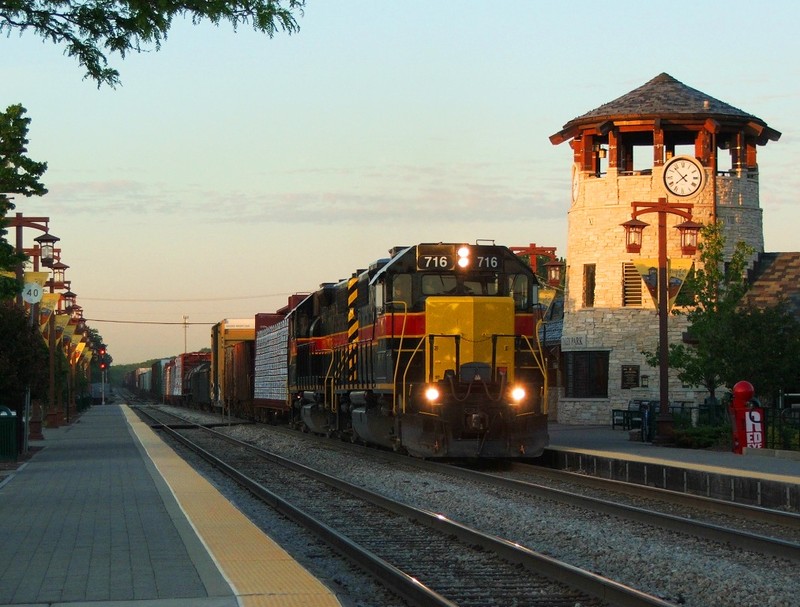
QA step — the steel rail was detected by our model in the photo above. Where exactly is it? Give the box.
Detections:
[137,408,457,607]
[257,419,800,561]
[430,461,800,562]
[138,407,678,607]
[515,463,800,528]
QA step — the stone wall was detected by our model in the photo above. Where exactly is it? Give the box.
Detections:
[559,165,762,424]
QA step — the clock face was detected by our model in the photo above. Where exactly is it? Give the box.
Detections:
[663,156,704,197]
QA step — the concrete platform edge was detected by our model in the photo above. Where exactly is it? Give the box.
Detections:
[123,408,236,601]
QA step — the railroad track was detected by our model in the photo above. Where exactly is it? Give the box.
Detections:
[492,462,800,541]
[135,405,676,607]
[252,410,800,552]
[206,406,800,558]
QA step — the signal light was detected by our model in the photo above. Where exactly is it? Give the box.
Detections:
[510,386,526,403]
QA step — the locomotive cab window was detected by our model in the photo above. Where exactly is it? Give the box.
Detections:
[391,274,413,308]
[372,281,384,311]
[421,274,499,296]
[508,273,531,310]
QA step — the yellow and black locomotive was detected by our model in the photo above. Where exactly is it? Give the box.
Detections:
[262,241,549,458]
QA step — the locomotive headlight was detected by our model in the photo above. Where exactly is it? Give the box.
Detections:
[510,386,526,403]
[457,246,470,268]
[425,386,441,402]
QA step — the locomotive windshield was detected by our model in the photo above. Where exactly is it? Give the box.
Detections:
[421,274,500,296]
[419,272,533,310]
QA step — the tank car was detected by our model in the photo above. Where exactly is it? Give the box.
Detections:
[256,242,549,458]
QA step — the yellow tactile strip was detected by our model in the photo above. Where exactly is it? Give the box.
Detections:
[124,407,342,607]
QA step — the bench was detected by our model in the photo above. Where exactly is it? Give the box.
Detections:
[611,409,637,430]
[612,399,660,430]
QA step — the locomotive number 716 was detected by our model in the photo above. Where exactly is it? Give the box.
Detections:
[420,255,451,269]
[477,256,500,269]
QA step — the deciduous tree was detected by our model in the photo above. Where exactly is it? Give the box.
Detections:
[724,303,800,405]
[0,103,48,299]
[644,222,753,399]
[1,0,306,87]
[0,302,48,408]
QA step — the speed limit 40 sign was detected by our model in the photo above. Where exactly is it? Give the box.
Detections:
[22,282,44,304]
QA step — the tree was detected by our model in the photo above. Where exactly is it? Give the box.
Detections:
[724,303,800,405]
[0,302,49,409]
[644,222,754,399]
[0,103,48,300]
[1,0,306,87]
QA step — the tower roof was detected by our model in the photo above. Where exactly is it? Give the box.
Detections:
[551,73,780,144]
[743,252,800,320]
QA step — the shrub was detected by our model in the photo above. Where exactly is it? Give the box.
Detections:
[671,425,731,450]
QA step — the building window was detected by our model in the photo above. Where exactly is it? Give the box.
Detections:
[583,264,596,308]
[564,351,609,398]
[622,262,642,307]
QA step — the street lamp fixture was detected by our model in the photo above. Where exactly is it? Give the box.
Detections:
[545,259,564,288]
[49,261,69,288]
[621,218,649,253]
[33,232,60,267]
[676,220,703,255]
[70,304,83,321]
[62,289,76,311]
[621,197,701,443]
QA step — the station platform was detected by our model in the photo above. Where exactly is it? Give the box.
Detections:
[0,405,342,607]
[544,423,800,510]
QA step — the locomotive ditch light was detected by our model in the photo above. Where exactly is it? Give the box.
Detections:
[457,245,470,268]
[510,386,526,403]
[425,385,441,403]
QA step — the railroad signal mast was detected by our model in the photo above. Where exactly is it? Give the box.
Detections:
[97,345,109,405]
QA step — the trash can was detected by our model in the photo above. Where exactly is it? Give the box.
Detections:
[0,406,18,461]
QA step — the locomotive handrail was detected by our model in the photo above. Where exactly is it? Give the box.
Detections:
[520,326,549,415]
[387,300,409,413]
[325,353,337,413]
[400,336,426,414]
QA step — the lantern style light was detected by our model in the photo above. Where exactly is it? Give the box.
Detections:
[62,289,76,311]
[676,220,703,255]
[33,232,60,267]
[545,259,564,287]
[621,218,649,253]
[50,261,69,287]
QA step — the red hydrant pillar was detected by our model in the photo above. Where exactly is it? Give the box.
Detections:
[729,381,765,454]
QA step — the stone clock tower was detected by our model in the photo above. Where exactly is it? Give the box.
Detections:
[549,73,781,424]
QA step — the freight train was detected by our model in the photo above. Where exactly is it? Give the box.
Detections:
[129,242,550,458]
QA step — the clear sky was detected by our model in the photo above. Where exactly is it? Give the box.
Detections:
[4,1,799,364]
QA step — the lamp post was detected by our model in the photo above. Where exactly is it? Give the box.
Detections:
[510,243,564,287]
[6,212,61,447]
[621,197,701,442]
[44,262,69,428]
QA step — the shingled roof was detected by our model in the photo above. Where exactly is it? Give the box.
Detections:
[742,253,800,319]
[551,73,781,143]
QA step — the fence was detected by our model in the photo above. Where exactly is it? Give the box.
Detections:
[763,406,800,451]
[612,400,800,452]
